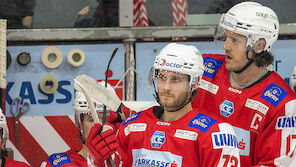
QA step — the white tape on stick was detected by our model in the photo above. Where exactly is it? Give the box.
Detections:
[39,75,58,94]
[42,47,63,69]
[67,49,85,67]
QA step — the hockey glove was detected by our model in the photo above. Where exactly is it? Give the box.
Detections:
[107,103,136,123]
[86,123,117,166]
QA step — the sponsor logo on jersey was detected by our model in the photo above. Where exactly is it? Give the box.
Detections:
[203,56,224,78]
[156,121,171,126]
[276,116,296,129]
[134,159,178,167]
[158,58,183,69]
[219,100,234,117]
[48,153,71,167]
[132,148,182,167]
[261,83,288,107]
[124,123,147,136]
[151,131,166,149]
[212,132,239,149]
[228,87,242,94]
[198,79,219,94]
[232,127,250,156]
[122,111,142,126]
[188,113,217,133]
[174,129,198,141]
[245,98,269,115]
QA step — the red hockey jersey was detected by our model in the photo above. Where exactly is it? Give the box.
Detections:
[41,150,87,167]
[193,54,296,166]
[3,157,30,167]
[117,106,241,167]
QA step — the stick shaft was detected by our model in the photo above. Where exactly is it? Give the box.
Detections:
[103,48,118,125]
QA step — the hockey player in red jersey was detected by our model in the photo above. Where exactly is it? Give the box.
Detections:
[0,108,30,167]
[192,2,296,166]
[88,43,241,166]
[41,82,117,167]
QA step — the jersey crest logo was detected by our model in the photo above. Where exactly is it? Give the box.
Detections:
[48,153,71,167]
[260,83,288,107]
[219,100,234,117]
[122,111,142,126]
[188,113,217,132]
[203,56,224,78]
[151,131,166,149]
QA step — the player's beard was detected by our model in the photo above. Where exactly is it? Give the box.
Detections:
[159,91,190,112]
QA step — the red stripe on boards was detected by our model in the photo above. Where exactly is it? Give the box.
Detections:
[45,116,82,152]
[7,117,48,167]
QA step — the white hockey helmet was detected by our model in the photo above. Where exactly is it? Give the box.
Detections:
[291,65,296,87]
[73,81,116,128]
[219,2,279,52]
[150,43,204,90]
[0,108,9,140]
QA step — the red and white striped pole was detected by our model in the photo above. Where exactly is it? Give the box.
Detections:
[133,0,154,41]
[172,0,188,41]
[133,0,149,27]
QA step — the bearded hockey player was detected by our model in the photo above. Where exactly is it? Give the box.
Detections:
[0,108,30,167]
[88,43,241,167]
[192,2,296,166]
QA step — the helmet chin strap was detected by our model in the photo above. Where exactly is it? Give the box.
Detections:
[233,46,255,74]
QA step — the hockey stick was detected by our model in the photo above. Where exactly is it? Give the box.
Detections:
[0,20,7,113]
[103,48,118,125]
[74,74,122,112]
[102,47,118,167]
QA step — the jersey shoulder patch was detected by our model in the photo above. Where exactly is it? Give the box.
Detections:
[260,83,288,107]
[203,56,224,78]
[122,111,142,126]
[188,113,217,133]
[48,152,71,167]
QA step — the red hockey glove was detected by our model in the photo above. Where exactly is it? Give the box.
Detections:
[86,123,117,166]
[107,103,136,123]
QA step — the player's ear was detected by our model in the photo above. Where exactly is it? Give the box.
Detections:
[253,38,266,54]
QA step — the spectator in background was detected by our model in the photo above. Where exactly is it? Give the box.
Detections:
[74,0,118,28]
[0,0,35,29]
[205,0,242,13]
[93,0,118,27]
